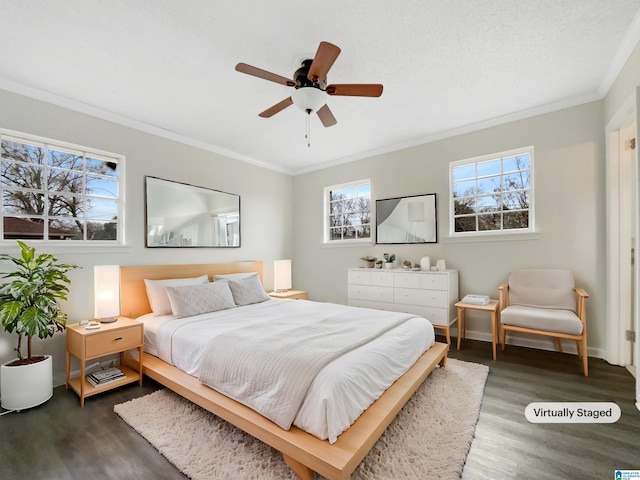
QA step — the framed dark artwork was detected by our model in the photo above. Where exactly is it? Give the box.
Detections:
[376,193,437,244]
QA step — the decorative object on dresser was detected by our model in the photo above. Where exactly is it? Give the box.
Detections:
[0,240,78,411]
[347,267,459,344]
[273,259,292,292]
[360,256,377,268]
[419,255,431,271]
[66,317,143,407]
[94,265,120,323]
[376,193,437,244]
[436,259,446,271]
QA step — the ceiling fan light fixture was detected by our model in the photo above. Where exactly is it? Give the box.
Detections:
[291,87,326,113]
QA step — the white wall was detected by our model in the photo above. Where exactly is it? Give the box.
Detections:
[292,101,606,356]
[0,89,293,388]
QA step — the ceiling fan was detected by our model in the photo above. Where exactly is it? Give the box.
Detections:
[235,41,383,128]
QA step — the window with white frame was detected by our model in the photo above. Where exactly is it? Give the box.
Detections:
[450,147,533,235]
[0,129,123,243]
[324,179,371,243]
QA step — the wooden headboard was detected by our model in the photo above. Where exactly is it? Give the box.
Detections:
[119,261,263,319]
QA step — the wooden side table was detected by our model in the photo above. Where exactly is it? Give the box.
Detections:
[66,317,143,407]
[455,299,500,360]
[269,290,308,300]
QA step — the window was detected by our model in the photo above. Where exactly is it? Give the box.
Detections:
[450,147,533,235]
[0,129,123,243]
[324,179,371,243]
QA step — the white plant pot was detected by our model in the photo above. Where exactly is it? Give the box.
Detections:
[1,355,53,411]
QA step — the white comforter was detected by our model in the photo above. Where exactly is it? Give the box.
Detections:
[150,299,434,443]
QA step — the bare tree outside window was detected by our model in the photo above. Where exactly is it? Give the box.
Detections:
[326,180,371,242]
[451,148,533,235]
[0,130,122,242]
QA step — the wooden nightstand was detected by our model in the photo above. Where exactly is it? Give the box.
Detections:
[66,317,143,407]
[269,290,308,300]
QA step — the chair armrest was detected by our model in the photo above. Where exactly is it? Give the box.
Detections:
[498,282,509,310]
[574,287,589,324]
[575,287,589,298]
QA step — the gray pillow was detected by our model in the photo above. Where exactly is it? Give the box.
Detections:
[227,273,270,306]
[144,275,209,315]
[165,281,236,318]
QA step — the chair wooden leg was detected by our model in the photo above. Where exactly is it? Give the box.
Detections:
[576,341,582,358]
[501,327,506,351]
[557,338,563,352]
[582,337,588,376]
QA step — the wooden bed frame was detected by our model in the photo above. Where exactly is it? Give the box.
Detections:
[120,262,449,480]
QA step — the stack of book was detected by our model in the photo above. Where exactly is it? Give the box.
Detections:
[86,367,125,387]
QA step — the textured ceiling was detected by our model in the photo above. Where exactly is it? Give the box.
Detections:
[1,0,640,174]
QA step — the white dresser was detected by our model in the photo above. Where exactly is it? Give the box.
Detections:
[347,268,459,343]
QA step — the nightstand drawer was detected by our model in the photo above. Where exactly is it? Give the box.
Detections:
[85,326,142,358]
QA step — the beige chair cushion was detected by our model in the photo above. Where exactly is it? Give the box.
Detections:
[500,305,583,336]
[508,269,577,311]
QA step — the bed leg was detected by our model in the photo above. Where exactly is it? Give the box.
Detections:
[439,354,447,368]
[283,454,314,480]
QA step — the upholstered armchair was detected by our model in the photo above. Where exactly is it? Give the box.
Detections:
[498,269,589,376]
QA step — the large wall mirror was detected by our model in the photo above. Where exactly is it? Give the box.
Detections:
[376,193,437,244]
[145,176,240,248]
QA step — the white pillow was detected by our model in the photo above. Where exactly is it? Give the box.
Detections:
[144,275,209,315]
[213,272,258,281]
[165,281,236,318]
[227,273,270,306]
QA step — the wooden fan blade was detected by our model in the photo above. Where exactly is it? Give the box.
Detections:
[317,104,337,127]
[326,84,383,97]
[258,97,293,118]
[235,63,295,87]
[308,42,341,82]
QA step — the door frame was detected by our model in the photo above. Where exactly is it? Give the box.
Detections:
[605,92,640,412]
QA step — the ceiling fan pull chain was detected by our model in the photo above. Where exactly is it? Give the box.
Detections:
[305,109,311,147]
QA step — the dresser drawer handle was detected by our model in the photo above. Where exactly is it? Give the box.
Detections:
[114,337,123,341]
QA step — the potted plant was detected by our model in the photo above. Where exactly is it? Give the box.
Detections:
[360,256,377,268]
[383,253,395,269]
[0,241,78,410]
[375,260,383,269]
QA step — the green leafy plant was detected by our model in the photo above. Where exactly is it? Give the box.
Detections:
[360,256,377,262]
[0,241,78,364]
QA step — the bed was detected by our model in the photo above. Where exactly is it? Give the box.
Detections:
[120,262,448,480]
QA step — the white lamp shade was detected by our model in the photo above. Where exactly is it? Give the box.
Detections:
[94,265,120,320]
[274,259,292,292]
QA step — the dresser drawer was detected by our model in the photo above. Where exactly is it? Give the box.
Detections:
[370,270,394,287]
[85,325,143,358]
[394,287,448,307]
[348,299,395,312]
[419,274,448,291]
[348,269,371,285]
[394,272,420,288]
[348,284,394,303]
[394,304,451,326]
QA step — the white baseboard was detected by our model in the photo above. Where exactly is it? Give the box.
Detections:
[449,326,605,359]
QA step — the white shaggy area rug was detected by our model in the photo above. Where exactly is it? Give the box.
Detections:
[114,358,488,480]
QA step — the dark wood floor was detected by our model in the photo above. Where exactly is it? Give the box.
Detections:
[1,338,638,480]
